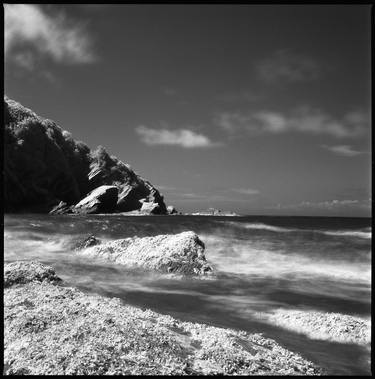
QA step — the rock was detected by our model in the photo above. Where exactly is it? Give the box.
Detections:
[116,185,144,212]
[73,235,102,250]
[4,262,323,375]
[256,309,371,346]
[167,205,178,214]
[140,201,161,215]
[77,231,213,276]
[4,96,168,214]
[73,185,118,214]
[49,201,73,215]
[4,261,61,288]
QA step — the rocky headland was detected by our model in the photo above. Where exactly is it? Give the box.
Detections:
[74,231,213,276]
[4,261,323,375]
[4,96,171,215]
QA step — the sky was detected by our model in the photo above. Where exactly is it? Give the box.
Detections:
[4,4,372,216]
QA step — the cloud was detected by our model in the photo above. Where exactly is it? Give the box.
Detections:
[231,188,260,196]
[321,145,366,157]
[274,199,371,211]
[162,87,178,96]
[256,49,319,83]
[215,107,368,138]
[5,4,94,66]
[135,126,221,148]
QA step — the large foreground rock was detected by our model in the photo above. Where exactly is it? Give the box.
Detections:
[76,231,213,276]
[4,261,61,288]
[73,185,118,214]
[4,96,167,214]
[4,261,323,375]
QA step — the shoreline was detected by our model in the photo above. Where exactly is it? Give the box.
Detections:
[4,261,323,376]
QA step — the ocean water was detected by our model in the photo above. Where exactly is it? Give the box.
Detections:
[4,214,372,375]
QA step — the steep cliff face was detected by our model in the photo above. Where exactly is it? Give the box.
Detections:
[4,96,167,214]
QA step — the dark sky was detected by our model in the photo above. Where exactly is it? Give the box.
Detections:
[4,4,371,216]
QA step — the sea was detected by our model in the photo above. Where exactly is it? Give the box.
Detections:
[4,214,372,375]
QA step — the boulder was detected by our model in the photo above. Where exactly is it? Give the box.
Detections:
[49,201,73,215]
[73,185,118,214]
[140,201,161,215]
[4,261,61,288]
[73,235,102,250]
[116,185,144,212]
[167,205,178,214]
[76,231,213,276]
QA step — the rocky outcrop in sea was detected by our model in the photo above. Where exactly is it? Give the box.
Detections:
[256,309,371,346]
[4,261,323,375]
[75,231,213,276]
[4,96,167,214]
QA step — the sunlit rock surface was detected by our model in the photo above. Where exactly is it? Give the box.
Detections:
[256,309,371,346]
[76,231,213,276]
[4,262,323,375]
[4,96,167,214]
[4,261,61,288]
[73,185,118,214]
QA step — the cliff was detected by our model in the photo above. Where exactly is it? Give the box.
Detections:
[4,96,167,214]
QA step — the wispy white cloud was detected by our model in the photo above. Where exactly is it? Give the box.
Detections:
[274,199,371,211]
[231,188,260,196]
[256,49,319,83]
[320,144,367,157]
[5,4,95,66]
[215,107,368,138]
[135,125,222,148]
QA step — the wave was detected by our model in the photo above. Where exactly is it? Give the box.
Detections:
[225,222,297,233]
[201,234,371,284]
[223,222,371,239]
[321,230,371,239]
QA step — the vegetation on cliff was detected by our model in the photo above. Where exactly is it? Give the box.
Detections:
[4,96,167,213]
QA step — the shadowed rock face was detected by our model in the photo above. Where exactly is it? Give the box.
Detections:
[4,261,323,375]
[4,96,167,214]
[73,185,118,214]
[75,231,213,276]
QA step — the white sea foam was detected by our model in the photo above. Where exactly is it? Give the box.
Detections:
[321,230,371,239]
[225,222,296,233]
[223,222,371,239]
[201,234,371,284]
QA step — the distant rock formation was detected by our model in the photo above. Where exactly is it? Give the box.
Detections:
[4,261,324,375]
[191,208,239,216]
[75,231,213,276]
[4,96,167,214]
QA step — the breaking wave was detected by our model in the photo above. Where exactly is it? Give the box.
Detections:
[223,222,371,239]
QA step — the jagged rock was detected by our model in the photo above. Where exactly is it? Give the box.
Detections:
[4,261,61,288]
[73,235,102,250]
[49,201,73,215]
[73,186,118,214]
[140,201,161,215]
[167,205,178,214]
[4,96,167,214]
[4,262,323,375]
[77,231,213,276]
